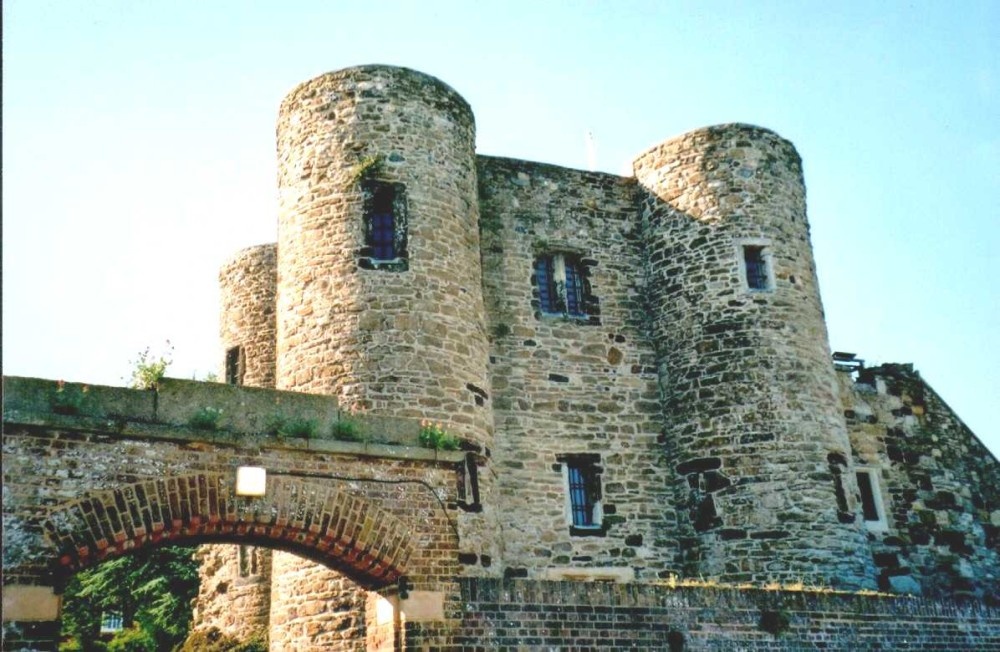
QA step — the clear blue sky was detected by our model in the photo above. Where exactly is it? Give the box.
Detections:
[4,1,997,455]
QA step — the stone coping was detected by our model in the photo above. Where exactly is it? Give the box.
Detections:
[2,376,466,464]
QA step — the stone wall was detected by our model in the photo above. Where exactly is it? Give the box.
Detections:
[455,578,1000,650]
[1,376,464,592]
[274,65,492,453]
[478,156,677,578]
[268,552,367,651]
[219,243,277,388]
[191,545,271,643]
[839,363,1000,603]
[633,124,872,587]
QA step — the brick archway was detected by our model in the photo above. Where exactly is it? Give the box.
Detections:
[42,472,414,588]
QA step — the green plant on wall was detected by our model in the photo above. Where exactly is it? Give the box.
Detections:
[188,407,223,431]
[419,420,460,451]
[266,413,318,440]
[331,416,365,443]
[128,342,173,390]
[349,153,385,184]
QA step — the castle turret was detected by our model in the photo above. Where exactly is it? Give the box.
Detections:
[634,124,872,588]
[268,65,496,646]
[275,65,492,452]
[219,243,278,388]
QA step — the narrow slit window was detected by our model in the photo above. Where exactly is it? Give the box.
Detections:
[856,469,888,531]
[238,545,257,577]
[567,465,596,527]
[743,245,770,290]
[225,346,244,386]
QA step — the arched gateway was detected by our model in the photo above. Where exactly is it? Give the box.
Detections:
[44,474,413,584]
[2,376,469,651]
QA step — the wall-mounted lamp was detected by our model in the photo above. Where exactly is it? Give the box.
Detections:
[235,466,267,497]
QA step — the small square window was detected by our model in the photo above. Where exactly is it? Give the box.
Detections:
[100,611,124,633]
[534,253,595,319]
[557,454,605,536]
[856,468,888,531]
[361,181,408,271]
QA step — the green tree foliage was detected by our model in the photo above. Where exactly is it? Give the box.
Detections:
[60,545,199,652]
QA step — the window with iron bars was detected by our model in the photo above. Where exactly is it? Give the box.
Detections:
[534,253,594,318]
[742,244,772,291]
[557,454,605,536]
[361,181,408,271]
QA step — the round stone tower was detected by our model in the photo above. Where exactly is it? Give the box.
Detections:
[275,65,492,451]
[268,65,497,647]
[634,124,872,588]
[219,243,278,388]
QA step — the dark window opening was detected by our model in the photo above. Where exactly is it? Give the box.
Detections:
[225,346,244,386]
[743,245,770,290]
[856,470,881,522]
[533,253,597,320]
[361,181,408,271]
[556,454,605,534]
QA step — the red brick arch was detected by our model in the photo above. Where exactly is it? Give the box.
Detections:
[41,472,413,588]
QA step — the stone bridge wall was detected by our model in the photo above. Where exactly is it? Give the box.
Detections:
[2,376,466,649]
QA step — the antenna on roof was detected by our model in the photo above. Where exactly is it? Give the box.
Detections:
[585,131,597,171]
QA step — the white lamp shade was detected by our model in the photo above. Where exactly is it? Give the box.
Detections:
[235,466,267,497]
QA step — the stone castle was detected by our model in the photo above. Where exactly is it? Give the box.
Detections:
[176,64,1000,648]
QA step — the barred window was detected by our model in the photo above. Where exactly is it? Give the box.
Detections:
[741,244,772,291]
[557,454,605,536]
[361,182,408,271]
[534,253,594,319]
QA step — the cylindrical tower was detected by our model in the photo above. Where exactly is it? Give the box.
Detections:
[634,124,872,588]
[275,65,492,451]
[187,243,279,647]
[219,243,278,387]
[269,65,496,649]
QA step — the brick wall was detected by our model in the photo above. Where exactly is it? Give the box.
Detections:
[455,578,1000,650]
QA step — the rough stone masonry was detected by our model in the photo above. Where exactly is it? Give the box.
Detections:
[3,64,998,650]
